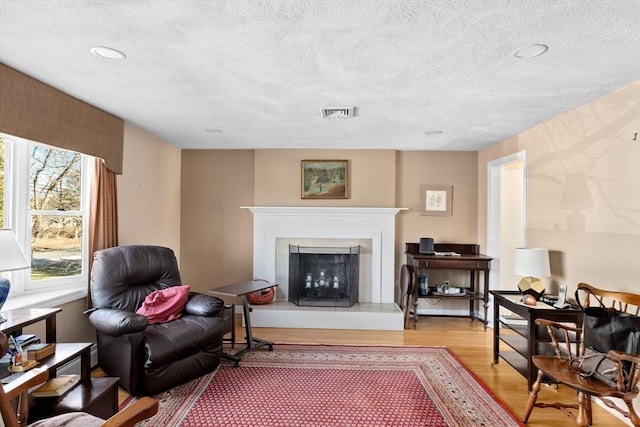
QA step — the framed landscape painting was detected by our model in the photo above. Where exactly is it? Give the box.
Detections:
[301,160,348,199]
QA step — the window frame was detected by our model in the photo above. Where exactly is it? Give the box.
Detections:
[1,133,91,298]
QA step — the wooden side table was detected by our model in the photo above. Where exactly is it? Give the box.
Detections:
[1,308,61,343]
[210,280,278,366]
[491,290,583,389]
[0,308,119,422]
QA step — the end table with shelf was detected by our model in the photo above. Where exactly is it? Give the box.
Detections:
[209,280,277,366]
[490,290,583,390]
[0,308,119,423]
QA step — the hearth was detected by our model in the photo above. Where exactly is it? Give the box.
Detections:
[288,245,359,307]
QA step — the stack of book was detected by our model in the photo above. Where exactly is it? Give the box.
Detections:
[32,374,80,398]
[26,343,56,361]
[15,334,40,347]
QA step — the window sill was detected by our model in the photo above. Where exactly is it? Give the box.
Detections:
[3,287,87,312]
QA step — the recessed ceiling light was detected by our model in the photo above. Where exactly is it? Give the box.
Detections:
[90,46,126,60]
[512,44,549,59]
[424,130,443,136]
[205,128,223,134]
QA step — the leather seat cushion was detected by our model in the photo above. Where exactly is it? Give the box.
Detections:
[143,314,226,368]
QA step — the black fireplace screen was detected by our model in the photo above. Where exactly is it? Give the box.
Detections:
[288,245,359,307]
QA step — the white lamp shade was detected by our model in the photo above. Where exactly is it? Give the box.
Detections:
[513,248,550,278]
[0,229,30,272]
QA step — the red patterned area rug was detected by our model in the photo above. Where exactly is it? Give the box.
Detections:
[131,344,523,426]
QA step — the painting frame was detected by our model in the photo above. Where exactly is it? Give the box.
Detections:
[420,184,452,216]
[301,160,348,199]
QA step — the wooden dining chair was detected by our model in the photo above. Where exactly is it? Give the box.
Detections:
[0,333,159,427]
[400,264,418,329]
[522,283,640,426]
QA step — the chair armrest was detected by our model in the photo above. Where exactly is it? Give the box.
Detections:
[605,350,640,392]
[184,293,225,317]
[2,368,49,400]
[87,308,148,336]
[102,396,159,427]
[1,367,49,426]
[609,350,640,365]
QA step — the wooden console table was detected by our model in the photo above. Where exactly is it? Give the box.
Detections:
[0,308,119,423]
[405,243,492,329]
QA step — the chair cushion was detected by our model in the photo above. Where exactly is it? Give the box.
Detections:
[28,412,103,427]
[136,285,190,324]
[143,314,226,368]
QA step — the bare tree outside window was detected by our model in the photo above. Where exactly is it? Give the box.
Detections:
[30,146,82,280]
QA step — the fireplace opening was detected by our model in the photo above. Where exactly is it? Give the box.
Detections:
[288,245,359,307]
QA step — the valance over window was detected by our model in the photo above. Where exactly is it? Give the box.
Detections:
[0,63,124,174]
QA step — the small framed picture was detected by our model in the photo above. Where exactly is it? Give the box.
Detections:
[420,184,452,216]
[301,160,348,199]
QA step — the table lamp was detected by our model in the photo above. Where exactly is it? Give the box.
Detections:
[0,229,31,322]
[513,248,550,300]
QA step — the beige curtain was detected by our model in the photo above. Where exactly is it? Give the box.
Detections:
[87,157,119,309]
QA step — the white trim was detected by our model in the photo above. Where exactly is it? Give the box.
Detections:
[486,151,526,327]
[2,287,86,312]
[1,134,90,295]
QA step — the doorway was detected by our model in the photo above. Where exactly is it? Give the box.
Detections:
[487,151,526,326]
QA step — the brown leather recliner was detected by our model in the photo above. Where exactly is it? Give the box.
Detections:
[86,245,228,395]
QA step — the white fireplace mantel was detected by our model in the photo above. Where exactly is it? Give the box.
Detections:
[242,206,406,304]
[243,206,406,217]
[241,207,407,330]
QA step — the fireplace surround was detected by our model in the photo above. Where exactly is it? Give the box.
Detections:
[241,206,406,330]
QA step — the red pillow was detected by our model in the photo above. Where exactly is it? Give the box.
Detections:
[136,285,190,324]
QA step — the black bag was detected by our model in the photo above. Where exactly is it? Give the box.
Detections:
[582,306,640,355]
[572,305,640,388]
[571,347,619,387]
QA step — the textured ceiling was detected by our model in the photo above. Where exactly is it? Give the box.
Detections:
[0,0,639,150]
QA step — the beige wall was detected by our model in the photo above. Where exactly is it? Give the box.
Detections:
[180,150,477,302]
[396,151,479,244]
[478,80,640,295]
[178,148,479,304]
[56,80,639,344]
[395,151,479,287]
[252,149,479,291]
[117,123,182,255]
[179,150,255,293]
[24,299,96,344]
[56,123,183,343]
[254,149,397,206]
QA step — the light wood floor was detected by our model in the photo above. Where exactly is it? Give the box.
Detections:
[109,316,628,426]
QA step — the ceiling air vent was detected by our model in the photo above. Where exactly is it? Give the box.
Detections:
[320,107,354,118]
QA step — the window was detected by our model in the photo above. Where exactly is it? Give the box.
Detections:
[0,133,90,296]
